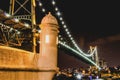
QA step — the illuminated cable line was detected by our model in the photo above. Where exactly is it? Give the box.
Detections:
[51,0,97,57]
[59,36,98,59]
[51,0,77,47]
[59,41,101,70]
[51,0,83,49]
[37,0,46,13]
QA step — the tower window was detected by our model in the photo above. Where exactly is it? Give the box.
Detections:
[45,35,49,43]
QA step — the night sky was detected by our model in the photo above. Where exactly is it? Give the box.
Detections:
[0,0,120,68]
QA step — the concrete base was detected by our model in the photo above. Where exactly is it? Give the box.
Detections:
[0,46,58,80]
[0,69,58,80]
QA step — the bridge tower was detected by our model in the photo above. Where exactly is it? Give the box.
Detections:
[90,46,100,68]
[9,0,37,53]
[38,12,59,80]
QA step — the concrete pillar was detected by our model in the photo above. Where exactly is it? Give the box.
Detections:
[38,12,59,80]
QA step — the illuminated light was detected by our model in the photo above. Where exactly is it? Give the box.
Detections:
[38,30,41,33]
[58,35,61,37]
[63,42,66,44]
[17,31,20,34]
[9,28,13,32]
[55,7,58,11]
[65,29,68,32]
[39,2,42,6]
[69,34,71,37]
[63,25,66,28]
[14,18,19,22]
[73,41,75,44]
[56,11,61,16]
[24,23,29,28]
[60,38,63,40]
[59,17,63,21]
[96,76,99,79]
[67,31,70,35]
[76,74,82,79]
[52,0,56,5]
[42,8,46,12]
[4,13,11,17]
[70,37,73,40]
[61,21,64,24]
[45,35,49,43]
[56,37,58,44]
[37,1,46,13]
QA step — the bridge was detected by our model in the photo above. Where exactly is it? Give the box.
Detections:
[0,0,100,68]
[0,0,101,80]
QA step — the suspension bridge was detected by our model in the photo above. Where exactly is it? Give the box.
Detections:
[0,0,101,69]
[0,1,103,80]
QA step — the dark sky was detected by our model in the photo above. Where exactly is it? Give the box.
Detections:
[57,1,120,36]
[0,0,120,68]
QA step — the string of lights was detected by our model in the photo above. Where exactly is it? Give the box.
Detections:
[59,41,101,70]
[36,0,46,13]
[51,0,97,57]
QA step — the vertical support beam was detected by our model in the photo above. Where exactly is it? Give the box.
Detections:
[9,0,14,15]
[31,0,36,53]
[0,27,8,46]
[31,0,36,27]
[95,46,99,67]
[90,46,100,69]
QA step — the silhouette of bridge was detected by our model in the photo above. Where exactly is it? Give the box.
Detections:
[0,0,101,69]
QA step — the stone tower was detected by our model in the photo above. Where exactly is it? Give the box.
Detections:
[38,12,59,80]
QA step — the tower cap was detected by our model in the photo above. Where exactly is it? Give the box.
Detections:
[41,12,58,25]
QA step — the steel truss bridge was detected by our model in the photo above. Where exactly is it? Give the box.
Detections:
[0,0,101,70]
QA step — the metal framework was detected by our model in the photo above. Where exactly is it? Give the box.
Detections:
[9,0,36,25]
[9,0,37,53]
[0,9,30,46]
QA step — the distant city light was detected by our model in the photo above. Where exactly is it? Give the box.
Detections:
[76,73,82,79]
